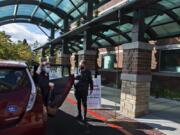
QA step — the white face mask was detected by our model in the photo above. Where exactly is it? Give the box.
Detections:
[44,67,50,74]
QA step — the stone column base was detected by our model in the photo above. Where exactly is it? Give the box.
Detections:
[120,41,153,118]
[120,80,150,118]
[58,54,71,65]
[78,50,97,71]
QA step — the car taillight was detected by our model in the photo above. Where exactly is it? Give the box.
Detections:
[26,69,37,112]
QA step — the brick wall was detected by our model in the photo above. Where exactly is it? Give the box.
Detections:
[122,49,152,74]
[156,37,180,46]
[78,54,97,70]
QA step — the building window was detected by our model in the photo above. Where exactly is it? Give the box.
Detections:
[103,54,115,69]
[160,49,180,72]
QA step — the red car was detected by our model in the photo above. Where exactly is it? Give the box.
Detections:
[0,61,46,135]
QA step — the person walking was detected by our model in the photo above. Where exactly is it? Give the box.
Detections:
[74,60,93,122]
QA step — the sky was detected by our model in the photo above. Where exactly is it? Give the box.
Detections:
[0,23,50,46]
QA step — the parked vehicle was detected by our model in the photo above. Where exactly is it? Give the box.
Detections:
[0,61,46,135]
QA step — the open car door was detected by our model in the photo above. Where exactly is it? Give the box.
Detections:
[47,64,74,115]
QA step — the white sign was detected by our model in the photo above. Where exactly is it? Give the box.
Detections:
[49,66,62,80]
[87,75,101,109]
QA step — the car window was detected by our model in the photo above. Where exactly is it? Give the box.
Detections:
[0,68,31,93]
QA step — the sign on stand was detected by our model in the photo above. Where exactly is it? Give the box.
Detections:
[49,66,62,80]
[87,75,102,109]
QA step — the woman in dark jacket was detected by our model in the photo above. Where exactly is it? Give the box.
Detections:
[36,61,51,107]
[74,60,93,122]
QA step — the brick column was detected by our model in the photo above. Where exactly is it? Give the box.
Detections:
[120,41,153,118]
[58,53,71,65]
[78,50,97,71]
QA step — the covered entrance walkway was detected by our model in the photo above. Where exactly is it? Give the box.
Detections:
[0,0,180,135]
[32,0,180,118]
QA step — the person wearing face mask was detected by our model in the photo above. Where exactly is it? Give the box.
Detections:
[74,60,93,122]
[36,60,52,108]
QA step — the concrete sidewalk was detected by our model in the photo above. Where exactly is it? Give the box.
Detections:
[101,86,180,135]
[47,92,164,135]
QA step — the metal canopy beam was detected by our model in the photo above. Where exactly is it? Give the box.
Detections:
[37,25,50,38]
[57,0,163,39]
[50,28,55,57]
[71,38,104,49]
[132,9,145,42]
[56,0,86,24]
[43,0,63,24]
[93,32,116,46]
[69,42,83,49]
[83,0,93,50]
[68,0,111,24]
[0,15,58,29]
[109,15,158,39]
[94,41,103,48]
[37,0,180,50]
[150,4,180,25]
[86,0,93,21]
[62,18,70,54]
[109,26,131,41]
[41,8,61,29]
[65,34,104,48]
[13,4,19,21]
[0,0,73,20]
[31,6,39,18]
[68,0,85,15]
[90,24,131,41]
[69,0,86,19]
[107,15,158,39]
[68,44,78,52]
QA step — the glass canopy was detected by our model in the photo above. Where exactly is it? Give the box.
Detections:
[0,0,179,53]
[0,0,109,29]
[64,0,180,52]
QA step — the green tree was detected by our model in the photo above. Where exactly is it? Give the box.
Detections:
[0,31,33,63]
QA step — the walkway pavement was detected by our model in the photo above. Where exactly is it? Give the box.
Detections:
[101,86,180,135]
[46,86,180,135]
[46,90,164,135]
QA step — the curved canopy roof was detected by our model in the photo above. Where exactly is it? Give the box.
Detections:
[0,0,109,29]
[0,0,179,53]
[44,0,180,53]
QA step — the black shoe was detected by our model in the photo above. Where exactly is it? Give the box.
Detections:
[76,114,82,120]
[83,117,87,123]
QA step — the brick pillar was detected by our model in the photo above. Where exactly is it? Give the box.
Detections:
[78,50,97,71]
[58,53,71,65]
[120,41,153,118]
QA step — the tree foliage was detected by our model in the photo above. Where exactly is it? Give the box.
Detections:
[0,31,33,62]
